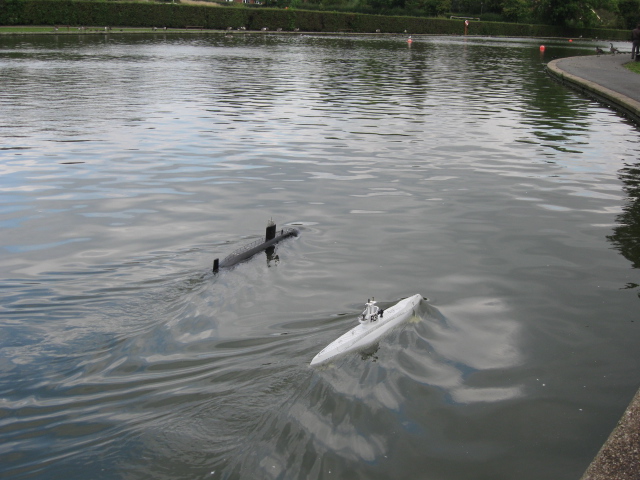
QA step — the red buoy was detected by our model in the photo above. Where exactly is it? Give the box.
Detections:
[539,45,545,52]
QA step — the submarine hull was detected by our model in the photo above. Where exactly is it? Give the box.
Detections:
[213,226,298,272]
[310,294,422,367]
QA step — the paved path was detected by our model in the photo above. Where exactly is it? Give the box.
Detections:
[547,54,640,480]
[580,388,640,480]
[546,54,640,123]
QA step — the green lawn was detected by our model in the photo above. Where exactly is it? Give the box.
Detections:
[0,26,57,33]
[624,60,640,74]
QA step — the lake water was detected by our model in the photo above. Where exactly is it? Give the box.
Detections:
[1,33,639,480]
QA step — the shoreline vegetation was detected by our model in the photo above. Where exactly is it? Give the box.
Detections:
[0,0,633,40]
[0,24,632,41]
[0,24,633,38]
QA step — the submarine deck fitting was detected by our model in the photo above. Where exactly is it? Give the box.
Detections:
[213,223,299,273]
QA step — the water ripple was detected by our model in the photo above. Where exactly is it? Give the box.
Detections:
[1,34,640,480]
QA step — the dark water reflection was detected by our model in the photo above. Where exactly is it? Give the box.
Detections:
[1,34,639,479]
[609,162,640,273]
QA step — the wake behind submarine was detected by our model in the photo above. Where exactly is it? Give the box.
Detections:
[213,220,299,273]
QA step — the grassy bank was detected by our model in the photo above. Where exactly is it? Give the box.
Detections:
[0,25,228,33]
[625,61,640,74]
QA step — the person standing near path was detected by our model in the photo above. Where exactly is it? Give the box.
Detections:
[632,23,640,60]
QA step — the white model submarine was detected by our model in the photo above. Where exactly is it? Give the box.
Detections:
[310,294,422,367]
[213,220,299,273]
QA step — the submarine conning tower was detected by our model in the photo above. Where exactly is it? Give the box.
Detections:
[213,220,299,273]
[265,219,276,242]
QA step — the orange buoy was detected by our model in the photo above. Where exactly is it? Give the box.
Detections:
[407,36,412,44]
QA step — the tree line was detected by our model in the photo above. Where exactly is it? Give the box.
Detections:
[267,0,640,29]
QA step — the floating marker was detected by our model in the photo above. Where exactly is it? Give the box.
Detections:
[540,45,545,52]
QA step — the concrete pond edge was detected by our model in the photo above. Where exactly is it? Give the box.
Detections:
[546,57,640,126]
[546,56,640,480]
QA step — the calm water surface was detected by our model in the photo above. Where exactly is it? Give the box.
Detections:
[1,33,639,480]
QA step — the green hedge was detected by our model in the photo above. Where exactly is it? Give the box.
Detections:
[0,0,631,39]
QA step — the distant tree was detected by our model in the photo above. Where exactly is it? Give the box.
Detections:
[365,0,405,11]
[501,0,531,22]
[534,0,602,25]
[450,0,477,13]
[449,0,505,15]
[619,0,640,28]
[485,0,507,14]
[406,0,451,15]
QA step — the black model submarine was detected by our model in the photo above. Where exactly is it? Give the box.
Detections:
[213,220,299,273]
